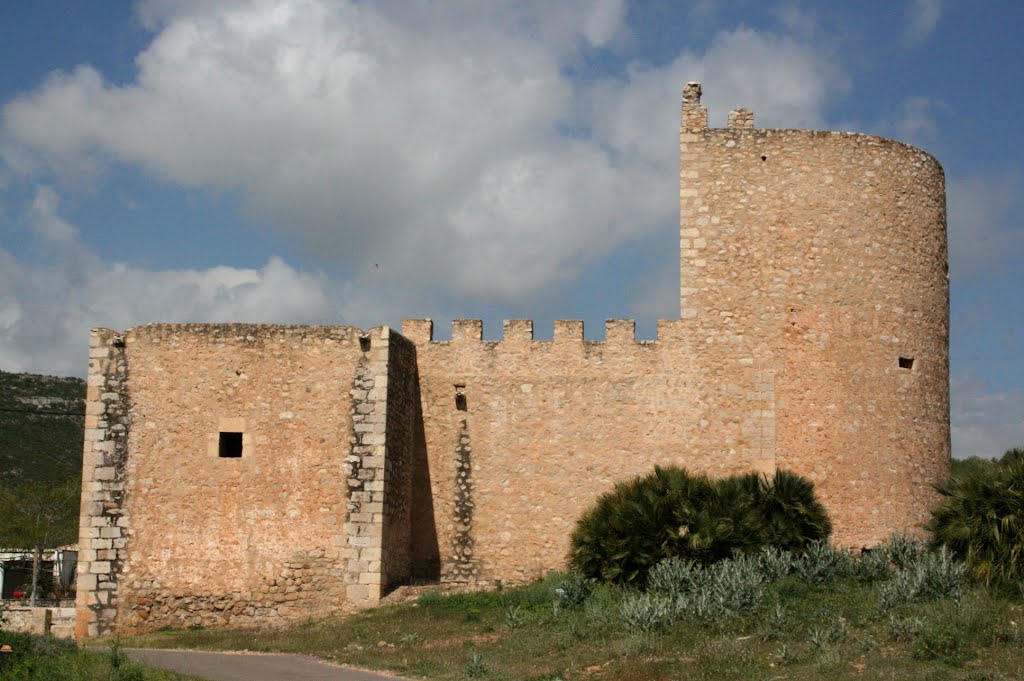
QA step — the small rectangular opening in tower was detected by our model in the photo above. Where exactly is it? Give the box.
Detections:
[219,431,243,458]
[898,356,914,370]
[454,384,467,411]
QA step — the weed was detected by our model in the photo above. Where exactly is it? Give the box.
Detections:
[619,592,675,633]
[418,590,445,607]
[889,614,925,641]
[466,650,488,678]
[815,646,842,671]
[850,548,894,583]
[810,616,847,649]
[808,627,830,651]
[775,643,797,665]
[793,541,853,585]
[879,546,967,608]
[760,602,788,640]
[399,632,422,646]
[883,535,928,569]
[505,604,524,630]
[646,556,699,597]
[553,572,594,609]
[109,637,127,669]
[856,635,878,652]
[757,546,795,581]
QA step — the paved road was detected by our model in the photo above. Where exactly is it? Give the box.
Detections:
[126,648,411,681]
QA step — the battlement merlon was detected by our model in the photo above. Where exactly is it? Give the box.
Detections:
[727,107,754,129]
[400,319,693,344]
[682,82,708,130]
[682,82,755,130]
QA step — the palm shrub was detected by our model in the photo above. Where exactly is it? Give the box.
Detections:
[569,465,831,585]
[1000,448,1024,467]
[928,458,1024,583]
[568,466,716,585]
[753,470,832,550]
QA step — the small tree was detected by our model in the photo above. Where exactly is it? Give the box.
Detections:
[0,479,79,606]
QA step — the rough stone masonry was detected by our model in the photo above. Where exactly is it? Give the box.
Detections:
[76,82,949,638]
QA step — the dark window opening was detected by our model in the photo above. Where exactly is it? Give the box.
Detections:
[359,335,371,352]
[219,431,243,458]
[454,384,467,411]
[760,155,767,161]
[898,356,915,370]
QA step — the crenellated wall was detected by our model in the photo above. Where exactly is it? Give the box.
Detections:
[401,317,773,586]
[76,80,951,638]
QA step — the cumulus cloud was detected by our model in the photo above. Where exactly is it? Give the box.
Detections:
[947,171,1024,278]
[952,375,1024,459]
[0,185,382,376]
[904,0,944,46]
[1,0,843,310]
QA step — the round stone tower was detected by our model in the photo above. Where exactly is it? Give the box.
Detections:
[679,82,950,546]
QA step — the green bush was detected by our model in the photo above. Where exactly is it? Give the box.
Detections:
[928,459,1024,583]
[792,541,854,585]
[878,546,967,608]
[553,572,594,609]
[568,466,717,585]
[754,470,833,551]
[999,448,1024,467]
[568,466,831,585]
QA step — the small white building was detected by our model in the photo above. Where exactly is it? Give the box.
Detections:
[0,545,77,600]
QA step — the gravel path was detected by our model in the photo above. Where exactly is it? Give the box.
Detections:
[126,648,412,681]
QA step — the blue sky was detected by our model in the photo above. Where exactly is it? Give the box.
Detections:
[0,1,1021,459]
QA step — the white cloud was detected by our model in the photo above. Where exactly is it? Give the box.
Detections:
[952,375,1024,459]
[947,171,1024,278]
[1,1,844,311]
[875,96,941,147]
[774,4,817,39]
[904,0,944,46]
[590,27,848,168]
[0,186,384,376]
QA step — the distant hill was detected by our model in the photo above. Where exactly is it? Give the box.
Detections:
[0,370,85,487]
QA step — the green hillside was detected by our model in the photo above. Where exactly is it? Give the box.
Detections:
[0,369,85,487]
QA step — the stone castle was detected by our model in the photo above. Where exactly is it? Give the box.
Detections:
[75,83,950,639]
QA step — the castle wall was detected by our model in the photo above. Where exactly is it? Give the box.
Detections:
[110,324,362,631]
[401,318,772,586]
[679,87,950,545]
[76,81,952,637]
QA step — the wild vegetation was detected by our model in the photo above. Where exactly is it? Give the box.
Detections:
[126,456,1024,681]
[127,538,1023,680]
[568,467,831,585]
[0,370,85,487]
[0,370,84,602]
[0,634,194,681]
[930,450,1024,584]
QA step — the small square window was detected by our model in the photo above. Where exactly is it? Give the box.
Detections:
[219,431,243,458]
[898,356,914,370]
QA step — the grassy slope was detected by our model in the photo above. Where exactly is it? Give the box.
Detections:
[0,633,197,681]
[0,370,85,487]
[127,573,1024,681]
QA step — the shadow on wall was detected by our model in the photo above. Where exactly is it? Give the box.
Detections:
[409,388,440,583]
